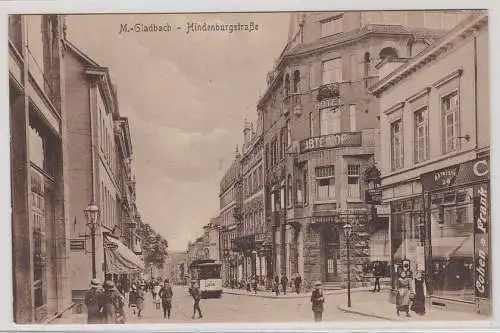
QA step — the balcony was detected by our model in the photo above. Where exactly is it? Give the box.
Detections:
[316,82,340,101]
[282,93,303,116]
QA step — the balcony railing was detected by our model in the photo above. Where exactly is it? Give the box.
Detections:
[316,82,340,101]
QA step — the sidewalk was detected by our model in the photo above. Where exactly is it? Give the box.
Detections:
[222,285,388,299]
[337,299,490,322]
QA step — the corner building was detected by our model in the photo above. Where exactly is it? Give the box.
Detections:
[259,10,472,289]
[370,11,489,314]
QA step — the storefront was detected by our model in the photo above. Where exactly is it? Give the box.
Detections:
[103,234,145,286]
[420,156,490,314]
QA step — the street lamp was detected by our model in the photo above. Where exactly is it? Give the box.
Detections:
[84,202,100,279]
[343,222,353,308]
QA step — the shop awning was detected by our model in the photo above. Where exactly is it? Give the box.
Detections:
[433,235,473,259]
[104,235,144,273]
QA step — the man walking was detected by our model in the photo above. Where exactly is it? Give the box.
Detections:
[372,262,381,293]
[280,273,288,295]
[84,279,103,324]
[159,279,174,319]
[190,280,203,319]
[310,281,325,322]
[294,273,302,294]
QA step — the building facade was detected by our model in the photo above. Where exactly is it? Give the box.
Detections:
[218,152,241,285]
[258,10,472,289]
[9,14,72,323]
[64,40,144,307]
[232,118,270,285]
[370,11,489,314]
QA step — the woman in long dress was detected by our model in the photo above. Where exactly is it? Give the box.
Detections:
[136,283,146,318]
[411,271,427,315]
[101,280,125,324]
[396,271,411,317]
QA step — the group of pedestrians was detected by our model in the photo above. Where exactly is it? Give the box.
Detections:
[84,279,126,324]
[395,270,428,317]
[272,273,302,295]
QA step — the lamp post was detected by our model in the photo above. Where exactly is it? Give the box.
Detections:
[84,202,100,279]
[343,222,353,308]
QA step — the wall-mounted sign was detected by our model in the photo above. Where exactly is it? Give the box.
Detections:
[421,157,489,191]
[474,183,489,299]
[299,132,362,153]
[365,188,382,205]
[316,97,339,110]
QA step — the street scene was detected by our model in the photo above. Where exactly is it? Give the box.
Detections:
[8,9,491,326]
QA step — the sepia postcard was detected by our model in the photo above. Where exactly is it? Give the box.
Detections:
[6,8,492,328]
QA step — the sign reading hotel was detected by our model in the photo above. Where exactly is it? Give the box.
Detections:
[299,132,362,153]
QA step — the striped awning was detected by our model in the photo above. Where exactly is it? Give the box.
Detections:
[104,235,144,273]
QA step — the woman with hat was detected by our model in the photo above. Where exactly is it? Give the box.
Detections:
[101,280,126,324]
[129,283,138,315]
[396,270,412,317]
[310,281,324,322]
[136,282,146,319]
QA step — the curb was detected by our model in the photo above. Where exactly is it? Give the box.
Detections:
[44,303,76,324]
[337,305,394,321]
[222,288,382,299]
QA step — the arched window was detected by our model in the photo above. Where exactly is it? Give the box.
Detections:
[293,70,301,93]
[379,47,398,61]
[284,74,290,96]
[287,174,293,207]
[363,52,371,77]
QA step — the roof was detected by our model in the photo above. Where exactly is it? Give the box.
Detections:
[370,11,488,96]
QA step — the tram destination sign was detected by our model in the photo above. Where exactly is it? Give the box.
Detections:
[300,132,362,153]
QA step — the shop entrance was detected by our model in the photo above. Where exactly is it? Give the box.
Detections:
[323,227,340,282]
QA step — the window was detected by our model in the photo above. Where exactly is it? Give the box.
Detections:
[31,170,46,309]
[315,166,335,201]
[309,112,314,137]
[414,107,429,163]
[322,58,342,85]
[296,178,303,204]
[350,54,359,81]
[320,106,341,135]
[284,74,290,96]
[391,120,403,170]
[293,70,301,93]
[442,91,459,154]
[364,52,371,78]
[379,47,399,62]
[347,164,361,199]
[287,174,293,207]
[303,167,308,205]
[286,120,291,147]
[321,16,343,37]
[280,129,286,159]
[349,104,356,132]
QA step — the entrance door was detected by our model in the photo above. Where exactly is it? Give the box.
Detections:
[324,227,340,282]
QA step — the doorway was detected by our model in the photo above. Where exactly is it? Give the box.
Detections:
[323,227,340,282]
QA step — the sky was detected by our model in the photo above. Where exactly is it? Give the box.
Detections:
[66,13,290,251]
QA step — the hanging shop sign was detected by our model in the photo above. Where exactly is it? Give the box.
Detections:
[420,157,490,191]
[474,182,489,298]
[299,132,362,153]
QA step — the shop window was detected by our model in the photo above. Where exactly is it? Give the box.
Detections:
[391,119,404,170]
[414,107,429,163]
[442,91,460,154]
[315,166,335,201]
[347,164,361,199]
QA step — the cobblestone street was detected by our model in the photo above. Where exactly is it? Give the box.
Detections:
[54,285,386,324]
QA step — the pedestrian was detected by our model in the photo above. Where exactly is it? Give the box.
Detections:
[280,273,288,295]
[153,283,162,309]
[190,280,203,319]
[84,278,103,324]
[252,275,258,294]
[411,270,428,316]
[310,281,324,322]
[396,270,412,317]
[294,273,302,294]
[273,275,280,296]
[129,284,138,315]
[101,280,125,324]
[159,278,174,319]
[152,281,159,302]
[372,262,381,292]
[136,283,146,318]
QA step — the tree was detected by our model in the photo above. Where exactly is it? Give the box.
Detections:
[137,223,169,270]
